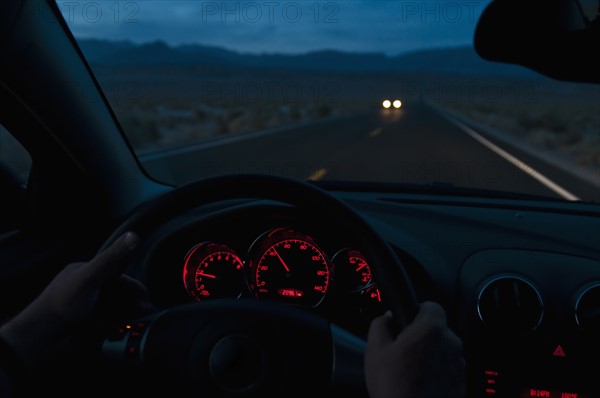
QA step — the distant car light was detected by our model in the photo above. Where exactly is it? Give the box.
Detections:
[382,100,391,109]
[393,100,402,109]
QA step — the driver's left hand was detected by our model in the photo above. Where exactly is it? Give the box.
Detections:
[0,232,148,369]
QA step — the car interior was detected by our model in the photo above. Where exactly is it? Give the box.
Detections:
[0,0,598,397]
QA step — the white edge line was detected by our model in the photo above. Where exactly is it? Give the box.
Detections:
[444,114,580,201]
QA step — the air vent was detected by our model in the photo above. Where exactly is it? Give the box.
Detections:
[477,276,543,336]
[575,283,600,335]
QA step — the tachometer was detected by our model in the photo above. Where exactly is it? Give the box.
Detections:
[331,249,372,292]
[182,242,245,301]
[249,228,330,307]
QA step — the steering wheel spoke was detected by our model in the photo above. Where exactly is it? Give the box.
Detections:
[103,299,365,395]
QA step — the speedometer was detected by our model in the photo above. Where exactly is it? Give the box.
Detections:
[249,228,330,307]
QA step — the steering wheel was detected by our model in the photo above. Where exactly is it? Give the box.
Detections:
[99,174,419,396]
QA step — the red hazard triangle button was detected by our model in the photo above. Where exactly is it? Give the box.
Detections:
[552,344,566,357]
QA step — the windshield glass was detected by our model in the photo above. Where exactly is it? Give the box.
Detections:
[57,0,599,203]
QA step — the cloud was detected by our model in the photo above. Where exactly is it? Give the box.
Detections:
[57,0,488,54]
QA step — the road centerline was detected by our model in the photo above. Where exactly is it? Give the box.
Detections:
[307,168,327,181]
[369,127,383,138]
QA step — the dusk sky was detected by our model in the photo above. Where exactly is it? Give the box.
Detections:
[57,1,492,55]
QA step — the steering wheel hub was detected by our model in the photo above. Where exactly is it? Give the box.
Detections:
[209,334,266,392]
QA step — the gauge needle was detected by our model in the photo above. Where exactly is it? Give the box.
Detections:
[198,271,217,279]
[273,249,291,272]
[356,262,367,272]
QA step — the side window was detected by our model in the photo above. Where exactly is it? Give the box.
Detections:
[0,124,31,233]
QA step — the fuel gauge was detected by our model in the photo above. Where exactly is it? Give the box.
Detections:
[360,284,386,318]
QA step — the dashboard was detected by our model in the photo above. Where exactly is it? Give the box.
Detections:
[131,193,599,397]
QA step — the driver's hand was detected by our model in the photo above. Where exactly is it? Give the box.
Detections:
[365,301,466,398]
[0,232,148,369]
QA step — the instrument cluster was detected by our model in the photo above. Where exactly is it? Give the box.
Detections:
[141,202,394,337]
[181,227,385,317]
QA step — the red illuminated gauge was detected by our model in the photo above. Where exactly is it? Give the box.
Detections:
[360,285,386,317]
[249,228,330,307]
[331,249,372,292]
[182,242,245,301]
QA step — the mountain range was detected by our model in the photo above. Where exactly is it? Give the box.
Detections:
[78,38,540,78]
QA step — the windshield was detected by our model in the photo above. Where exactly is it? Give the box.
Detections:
[57,1,599,203]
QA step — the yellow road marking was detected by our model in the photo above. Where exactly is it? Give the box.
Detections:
[307,168,327,181]
[369,127,382,138]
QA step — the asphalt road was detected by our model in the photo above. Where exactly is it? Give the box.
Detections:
[141,102,598,203]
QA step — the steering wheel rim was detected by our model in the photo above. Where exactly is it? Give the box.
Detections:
[99,174,419,394]
[102,174,418,328]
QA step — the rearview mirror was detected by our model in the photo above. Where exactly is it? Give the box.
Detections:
[474,0,600,83]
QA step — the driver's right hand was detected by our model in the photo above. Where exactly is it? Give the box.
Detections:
[365,301,466,398]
